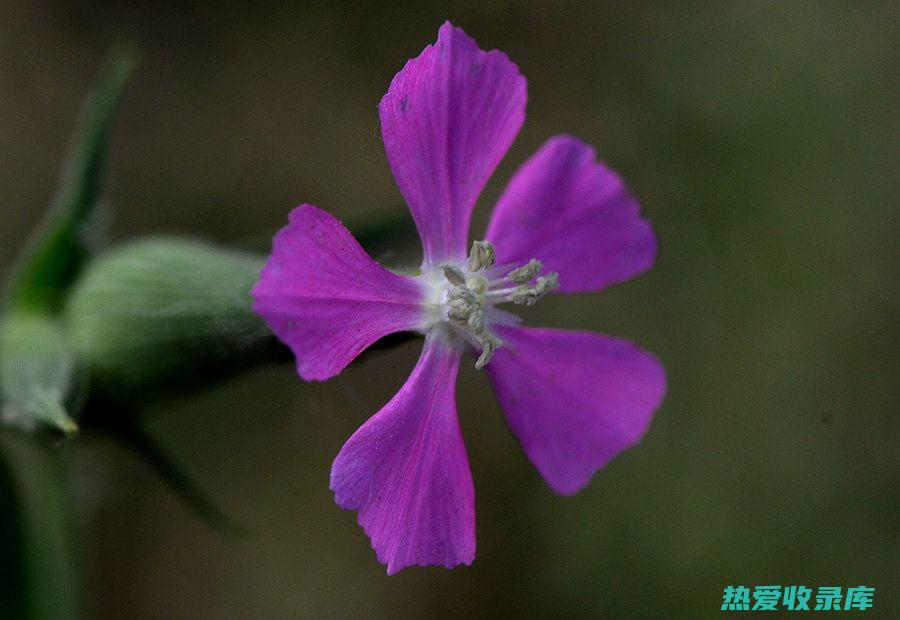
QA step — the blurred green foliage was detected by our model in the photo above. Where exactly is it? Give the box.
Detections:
[1,48,135,620]
[4,50,135,315]
[1,48,135,436]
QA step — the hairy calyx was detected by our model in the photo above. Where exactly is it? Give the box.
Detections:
[421,241,559,369]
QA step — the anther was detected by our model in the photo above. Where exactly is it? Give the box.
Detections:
[431,245,558,371]
[506,259,543,284]
[442,265,467,287]
[467,240,495,272]
[474,332,502,370]
[467,308,485,331]
[466,275,488,295]
[511,272,559,305]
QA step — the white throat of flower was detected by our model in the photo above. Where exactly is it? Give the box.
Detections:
[419,240,559,369]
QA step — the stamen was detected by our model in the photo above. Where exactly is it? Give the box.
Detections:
[467,240,495,272]
[510,272,559,306]
[484,286,521,301]
[442,265,467,287]
[474,332,502,370]
[427,244,558,371]
[467,307,485,331]
[466,275,488,295]
[506,259,543,284]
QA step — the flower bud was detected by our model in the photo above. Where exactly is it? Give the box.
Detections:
[65,238,277,398]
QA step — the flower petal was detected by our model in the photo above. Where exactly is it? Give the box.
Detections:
[252,204,424,381]
[485,135,658,293]
[485,325,665,495]
[330,336,474,574]
[380,22,527,266]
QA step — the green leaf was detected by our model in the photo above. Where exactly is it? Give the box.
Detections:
[0,314,80,436]
[4,49,136,315]
[100,416,243,533]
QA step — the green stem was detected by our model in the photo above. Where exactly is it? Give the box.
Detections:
[0,431,82,620]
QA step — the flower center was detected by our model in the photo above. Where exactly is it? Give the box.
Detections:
[419,240,558,369]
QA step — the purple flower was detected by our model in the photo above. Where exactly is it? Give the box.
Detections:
[252,22,665,574]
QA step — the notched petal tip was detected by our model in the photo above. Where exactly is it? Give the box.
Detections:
[486,326,666,496]
[329,338,475,574]
[379,21,526,265]
[385,554,474,576]
[486,134,659,293]
[252,204,425,382]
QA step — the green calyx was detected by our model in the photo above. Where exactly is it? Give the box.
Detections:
[0,315,80,436]
[65,238,276,399]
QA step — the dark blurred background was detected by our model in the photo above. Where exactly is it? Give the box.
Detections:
[1,1,897,618]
